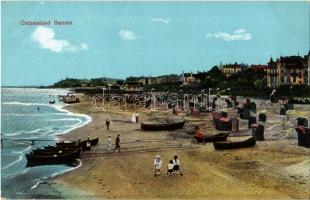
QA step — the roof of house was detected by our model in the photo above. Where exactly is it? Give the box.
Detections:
[277,56,305,68]
[125,81,144,86]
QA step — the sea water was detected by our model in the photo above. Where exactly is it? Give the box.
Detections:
[1,88,91,198]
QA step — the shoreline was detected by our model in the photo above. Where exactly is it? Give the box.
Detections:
[1,88,93,199]
[31,97,310,199]
[26,101,93,197]
[54,103,92,138]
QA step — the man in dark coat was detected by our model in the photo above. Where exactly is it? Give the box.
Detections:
[106,118,111,131]
[113,134,121,153]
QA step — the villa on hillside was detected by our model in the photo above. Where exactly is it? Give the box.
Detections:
[219,62,247,77]
[266,52,310,87]
[181,72,201,86]
[148,75,181,85]
[123,81,144,92]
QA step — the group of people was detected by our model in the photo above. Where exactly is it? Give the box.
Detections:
[106,134,121,153]
[105,112,138,131]
[154,155,183,177]
[104,117,183,176]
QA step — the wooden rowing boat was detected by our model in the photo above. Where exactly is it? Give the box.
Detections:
[204,132,230,143]
[56,137,99,150]
[32,147,78,155]
[26,148,82,167]
[193,132,230,144]
[141,120,185,131]
[213,136,256,150]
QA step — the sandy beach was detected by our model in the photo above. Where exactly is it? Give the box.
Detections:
[32,97,310,199]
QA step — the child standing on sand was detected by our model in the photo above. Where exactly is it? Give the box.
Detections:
[154,155,163,177]
[167,160,174,176]
[173,155,183,176]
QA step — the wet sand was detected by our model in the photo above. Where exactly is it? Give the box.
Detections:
[33,97,310,199]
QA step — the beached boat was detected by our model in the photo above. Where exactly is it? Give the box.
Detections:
[26,147,82,167]
[193,132,229,144]
[44,145,76,150]
[79,138,99,147]
[213,136,256,150]
[57,137,99,146]
[49,100,55,104]
[141,119,185,131]
[56,137,99,150]
[32,147,78,155]
[204,132,230,143]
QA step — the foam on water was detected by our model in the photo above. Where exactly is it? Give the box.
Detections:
[30,159,83,190]
[1,88,91,198]
[1,155,23,170]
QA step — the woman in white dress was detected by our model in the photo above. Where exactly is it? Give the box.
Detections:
[131,112,137,123]
[106,135,112,151]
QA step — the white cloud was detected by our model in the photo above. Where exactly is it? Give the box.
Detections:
[233,29,246,34]
[206,29,252,42]
[31,26,88,53]
[149,17,170,24]
[118,30,137,40]
[81,43,89,50]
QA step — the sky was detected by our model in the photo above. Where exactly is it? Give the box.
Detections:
[2,1,310,86]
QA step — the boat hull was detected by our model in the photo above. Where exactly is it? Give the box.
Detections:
[26,148,82,167]
[204,132,230,143]
[56,137,99,150]
[213,137,256,150]
[141,120,185,131]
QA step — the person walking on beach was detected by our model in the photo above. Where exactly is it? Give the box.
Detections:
[106,135,112,152]
[107,135,112,152]
[131,113,136,123]
[154,155,163,177]
[173,155,183,176]
[86,136,91,150]
[135,112,139,123]
[106,118,111,131]
[113,134,121,153]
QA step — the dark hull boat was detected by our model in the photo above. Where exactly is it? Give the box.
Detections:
[193,132,230,144]
[32,147,78,155]
[83,137,99,146]
[26,148,82,167]
[204,132,230,143]
[56,137,99,150]
[141,120,185,131]
[44,145,77,150]
[213,137,256,150]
